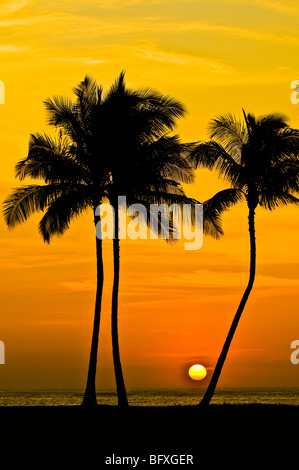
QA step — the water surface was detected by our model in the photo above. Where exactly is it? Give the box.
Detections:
[0,388,298,406]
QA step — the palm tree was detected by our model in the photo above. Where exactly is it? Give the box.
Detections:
[97,74,232,406]
[3,78,109,406]
[189,110,299,406]
[102,74,242,406]
[96,73,193,407]
[2,72,225,407]
[2,73,188,407]
[2,70,235,407]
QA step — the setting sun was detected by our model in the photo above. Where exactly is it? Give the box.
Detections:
[188,364,207,381]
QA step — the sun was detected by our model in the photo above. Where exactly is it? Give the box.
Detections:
[188,364,207,381]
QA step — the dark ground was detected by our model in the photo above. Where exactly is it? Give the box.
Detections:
[0,404,297,455]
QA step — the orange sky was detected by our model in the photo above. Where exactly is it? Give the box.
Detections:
[1,0,299,391]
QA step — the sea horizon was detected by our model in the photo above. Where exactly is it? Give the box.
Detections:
[0,387,298,407]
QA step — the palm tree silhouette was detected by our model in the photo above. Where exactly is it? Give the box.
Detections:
[3,72,225,407]
[91,74,231,406]
[190,110,299,406]
[3,77,108,406]
[97,72,195,407]
[97,73,240,406]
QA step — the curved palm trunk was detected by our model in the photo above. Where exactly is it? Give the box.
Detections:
[199,205,256,407]
[112,201,128,407]
[82,218,104,406]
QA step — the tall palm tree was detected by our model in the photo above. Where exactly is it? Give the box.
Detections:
[2,72,225,407]
[95,74,232,406]
[3,78,109,406]
[2,70,235,407]
[189,110,299,407]
[95,73,193,407]
[2,73,186,407]
[101,74,241,406]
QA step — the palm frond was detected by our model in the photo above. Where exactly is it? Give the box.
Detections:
[142,135,194,185]
[3,184,61,227]
[208,112,247,162]
[203,188,244,238]
[260,191,299,210]
[189,140,243,187]
[104,73,186,141]
[15,132,89,184]
[137,88,186,135]
[73,75,102,106]
[43,95,86,145]
[106,70,127,97]
[257,112,289,130]
[38,190,92,243]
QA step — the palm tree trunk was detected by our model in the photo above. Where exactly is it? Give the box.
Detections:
[199,204,256,407]
[112,200,128,407]
[82,217,104,406]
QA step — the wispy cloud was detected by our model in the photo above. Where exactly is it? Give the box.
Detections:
[41,0,299,17]
[38,0,141,9]
[256,0,299,14]
[59,280,95,293]
[138,0,299,16]
[0,0,28,14]
[44,57,107,65]
[0,10,297,48]
[0,17,46,27]
[134,47,232,73]
[0,44,27,52]
[158,20,298,45]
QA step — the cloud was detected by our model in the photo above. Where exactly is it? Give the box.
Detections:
[38,0,299,17]
[0,0,28,14]
[89,19,298,45]
[256,0,298,14]
[0,8,296,49]
[134,47,232,73]
[38,0,141,9]
[0,45,27,52]
[44,57,107,65]
[142,0,299,16]
[0,17,44,27]
[157,20,298,45]
[59,280,95,293]
[259,263,299,280]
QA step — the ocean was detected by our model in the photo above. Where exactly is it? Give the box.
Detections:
[0,388,298,406]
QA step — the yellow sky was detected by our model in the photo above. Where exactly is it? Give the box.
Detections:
[1,0,299,391]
